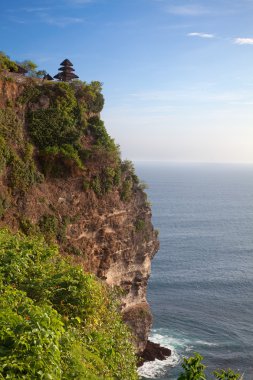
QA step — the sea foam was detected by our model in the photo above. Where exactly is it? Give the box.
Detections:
[138,330,181,379]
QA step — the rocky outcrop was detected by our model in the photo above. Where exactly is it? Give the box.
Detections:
[0,176,159,352]
[138,341,172,366]
[0,73,159,354]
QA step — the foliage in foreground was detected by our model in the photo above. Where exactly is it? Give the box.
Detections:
[178,353,242,380]
[0,229,138,379]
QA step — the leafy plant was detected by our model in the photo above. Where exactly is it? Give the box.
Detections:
[40,144,84,177]
[178,353,206,380]
[121,178,133,201]
[135,219,146,232]
[28,108,81,148]
[0,51,18,72]
[9,145,43,192]
[17,59,46,78]
[178,353,242,380]
[0,286,64,379]
[0,229,138,379]
[213,369,241,380]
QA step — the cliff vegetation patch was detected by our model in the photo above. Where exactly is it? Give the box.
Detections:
[0,229,138,379]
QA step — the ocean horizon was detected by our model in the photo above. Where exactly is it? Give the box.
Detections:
[135,162,253,380]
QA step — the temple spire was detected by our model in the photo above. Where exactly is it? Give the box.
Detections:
[54,59,79,82]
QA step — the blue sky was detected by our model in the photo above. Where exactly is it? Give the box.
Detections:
[1,0,253,163]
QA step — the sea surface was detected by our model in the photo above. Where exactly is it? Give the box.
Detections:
[134,163,253,380]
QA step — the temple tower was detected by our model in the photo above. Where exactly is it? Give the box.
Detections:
[54,59,79,82]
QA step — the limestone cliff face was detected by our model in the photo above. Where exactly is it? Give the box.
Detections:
[0,73,159,353]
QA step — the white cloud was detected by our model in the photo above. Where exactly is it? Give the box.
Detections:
[22,7,51,13]
[166,5,208,16]
[41,15,84,27]
[188,32,215,39]
[234,37,253,45]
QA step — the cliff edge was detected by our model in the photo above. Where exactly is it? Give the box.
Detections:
[0,71,159,354]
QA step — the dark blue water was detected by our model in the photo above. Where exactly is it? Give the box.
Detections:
[135,163,253,380]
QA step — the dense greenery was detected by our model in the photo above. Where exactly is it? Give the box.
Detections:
[17,59,47,78]
[178,353,242,380]
[0,108,43,192]
[0,229,138,379]
[27,82,83,148]
[0,62,139,199]
[0,52,18,72]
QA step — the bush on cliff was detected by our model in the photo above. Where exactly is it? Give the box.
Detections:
[178,353,242,380]
[25,82,84,149]
[0,229,138,379]
[0,52,18,72]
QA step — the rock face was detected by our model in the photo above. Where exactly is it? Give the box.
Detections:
[0,74,159,353]
[138,341,172,366]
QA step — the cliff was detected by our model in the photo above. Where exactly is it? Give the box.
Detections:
[0,72,159,354]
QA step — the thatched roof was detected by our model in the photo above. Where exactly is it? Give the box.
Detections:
[60,59,73,66]
[43,74,54,81]
[54,58,79,81]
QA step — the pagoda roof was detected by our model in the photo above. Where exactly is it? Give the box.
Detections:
[59,66,75,72]
[43,74,54,80]
[53,73,63,79]
[60,59,73,66]
[54,72,79,80]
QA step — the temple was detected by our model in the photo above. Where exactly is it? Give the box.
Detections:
[54,59,79,82]
[43,73,54,81]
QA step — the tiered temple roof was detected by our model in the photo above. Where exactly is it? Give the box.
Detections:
[54,59,79,82]
[43,74,54,81]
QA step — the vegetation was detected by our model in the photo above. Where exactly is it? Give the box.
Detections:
[178,353,242,380]
[73,80,105,114]
[17,59,47,78]
[39,144,84,177]
[134,219,146,232]
[0,109,43,192]
[27,82,83,149]
[0,229,138,379]
[0,58,131,197]
[0,51,18,72]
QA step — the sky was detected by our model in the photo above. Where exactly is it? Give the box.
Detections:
[1,0,253,163]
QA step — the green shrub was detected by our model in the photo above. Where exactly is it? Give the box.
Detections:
[0,51,18,72]
[9,146,43,192]
[90,166,121,197]
[18,85,41,104]
[135,219,146,232]
[73,80,105,114]
[0,286,63,379]
[45,145,83,167]
[178,353,242,380]
[0,196,9,218]
[121,178,133,201]
[178,353,206,380]
[19,218,38,236]
[0,229,138,379]
[0,107,24,144]
[39,144,84,177]
[38,214,58,242]
[88,117,118,153]
[0,136,11,173]
[28,108,81,149]
[26,82,85,150]
[90,175,102,197]
[213,369,241,380]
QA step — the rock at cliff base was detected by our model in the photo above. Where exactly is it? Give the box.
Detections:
[138,340,171,367]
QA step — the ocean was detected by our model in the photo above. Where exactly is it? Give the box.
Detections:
[134,163,253,380]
